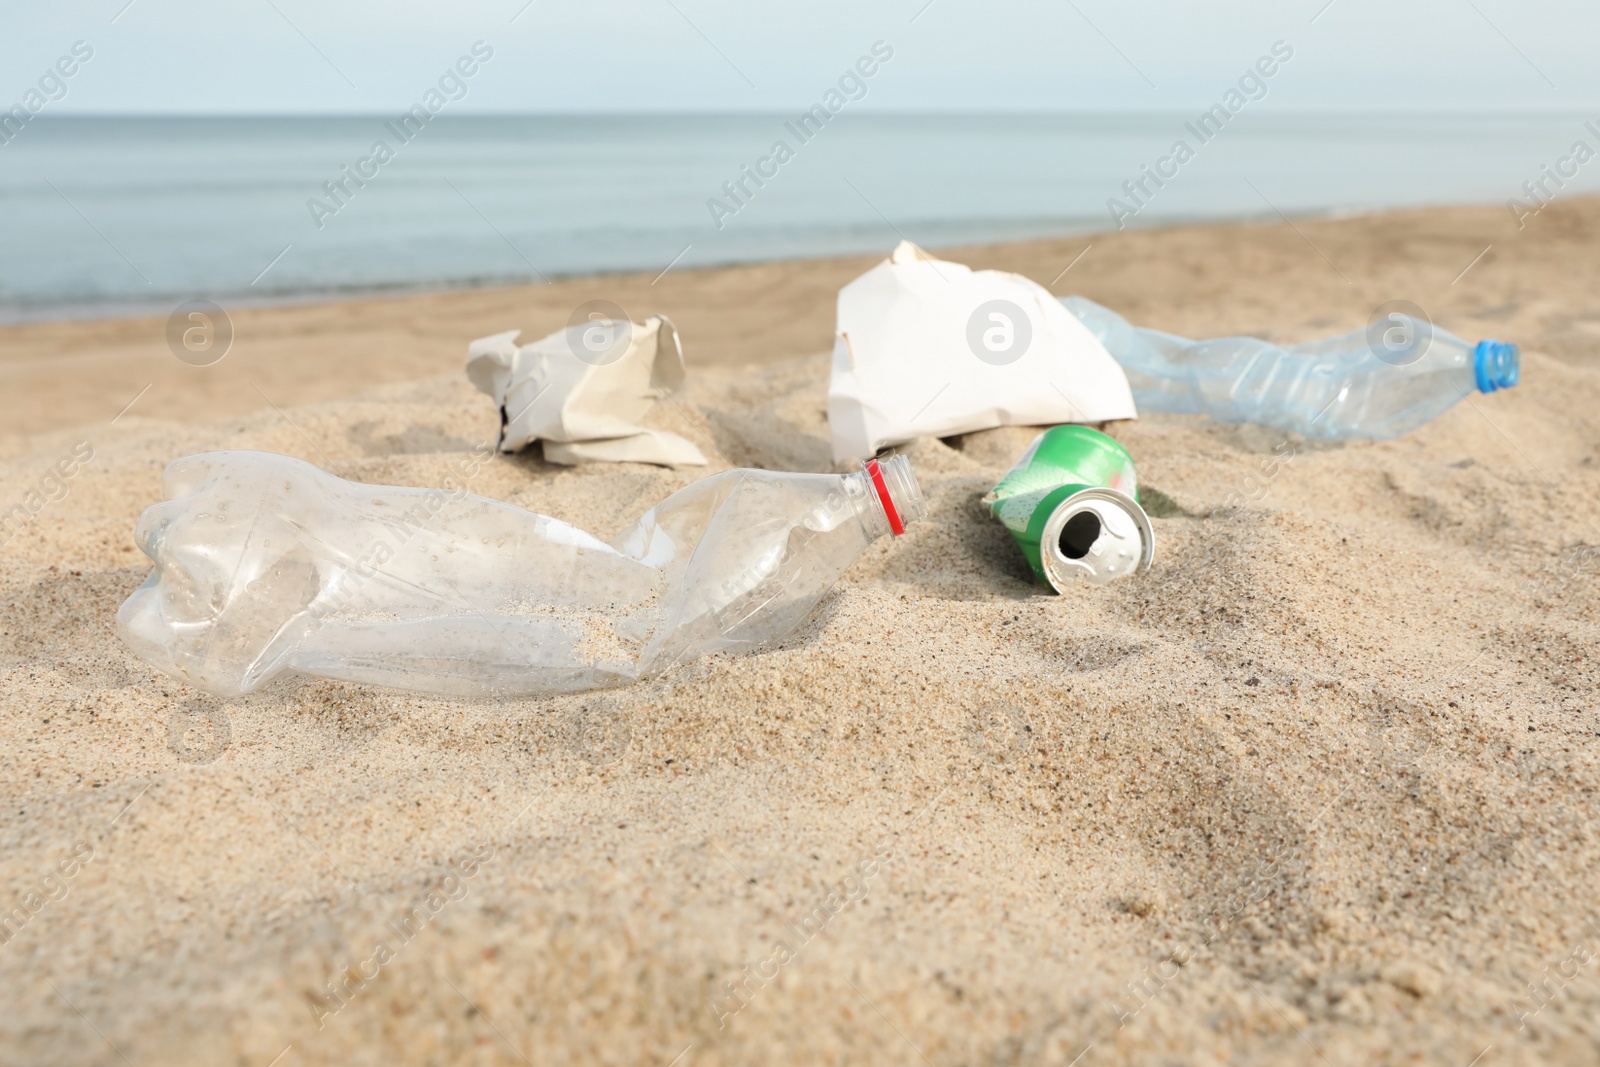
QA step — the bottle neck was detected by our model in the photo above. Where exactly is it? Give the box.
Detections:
[1474,340,1519,393]
[851,454,926,540]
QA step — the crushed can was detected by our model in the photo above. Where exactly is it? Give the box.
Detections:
[984,425,1154,591]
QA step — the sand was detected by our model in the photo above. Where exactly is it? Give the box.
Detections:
[2,197,1599,1066]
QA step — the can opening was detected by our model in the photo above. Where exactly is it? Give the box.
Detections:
[1036,488,1154,591]
[1058,510,1102,560]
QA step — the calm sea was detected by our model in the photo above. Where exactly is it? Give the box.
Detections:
[1,112,1595,323]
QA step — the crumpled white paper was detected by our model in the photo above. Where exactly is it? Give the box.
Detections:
[827,241,1138,462]
[466,315,707,467]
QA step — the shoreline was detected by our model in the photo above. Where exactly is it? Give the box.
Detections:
[2,195,1594,449]
[0,204,1325,330]
[0,190,1558,331]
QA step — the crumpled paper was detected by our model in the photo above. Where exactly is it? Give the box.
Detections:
[466,315,707,467]
[828,241,1137,462]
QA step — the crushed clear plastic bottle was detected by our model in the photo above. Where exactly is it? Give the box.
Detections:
[117,450,925,698]
[1063,296,1519,440]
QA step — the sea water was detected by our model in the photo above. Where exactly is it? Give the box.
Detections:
[1,111,1594,323]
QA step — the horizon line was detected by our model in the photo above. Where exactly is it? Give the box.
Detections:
[23,104,1600,119]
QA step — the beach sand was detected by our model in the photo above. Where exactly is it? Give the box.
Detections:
[2,198,1599,1065]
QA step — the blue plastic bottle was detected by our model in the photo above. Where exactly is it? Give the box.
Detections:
[1063,297,1519,440]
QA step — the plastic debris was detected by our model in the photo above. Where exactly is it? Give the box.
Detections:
[117,449,924,698]
[1064,296,1519,440]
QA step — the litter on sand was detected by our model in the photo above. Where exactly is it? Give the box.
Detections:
[828,241,1136,462]
[1064,296,1519,440]
[116,243,1532,698]
[985,425,1154,592]
[117,450,923,698]
[467,314,707,467]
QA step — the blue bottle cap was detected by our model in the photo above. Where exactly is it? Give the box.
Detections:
[1474,340,1519,394]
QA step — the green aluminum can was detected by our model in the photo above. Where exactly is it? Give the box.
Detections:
[984,425,1154,591]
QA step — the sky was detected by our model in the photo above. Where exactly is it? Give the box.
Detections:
[3,0,1597,114]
